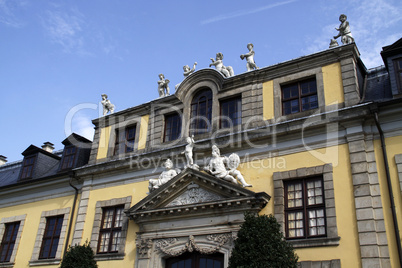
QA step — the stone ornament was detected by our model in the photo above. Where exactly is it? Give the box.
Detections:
[166,183,222,207]
[209,52,234,77]
[157,73,170,97]
[101,94,115,116]
[333,14,354,45]
[329,39,339,48]
[155,234,232,256]
[183,62,197,78]
[204,145,252,187]
[136,238,153,259]
[181,135,199,170]
[240,43,259,71]
[148,159,179,193]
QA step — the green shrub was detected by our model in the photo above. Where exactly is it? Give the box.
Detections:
[228,213,298,268]
[60,241,98,268]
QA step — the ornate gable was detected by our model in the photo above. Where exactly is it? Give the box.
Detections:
[126,168,270,223]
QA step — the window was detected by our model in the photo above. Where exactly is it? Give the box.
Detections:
[98,206,124,254]
[282,78,318,115]
[60,146,76,170]
[190,89,212,135]
[20,155,36,179]
[114,125,136,155]
[220,96,241,128]
[0,222,20,263]
[284,177,326,239]
[39,215,64,259]
[164,113,182,142]
[393,58,402,92]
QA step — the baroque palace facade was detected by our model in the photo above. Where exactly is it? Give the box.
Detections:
[1,38,402,268]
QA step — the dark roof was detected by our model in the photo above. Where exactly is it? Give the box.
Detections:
[0,161,22,188]
[62,133,92,147]
[381,37,402,69]
[22,144,61,160]
[364,66,393,102]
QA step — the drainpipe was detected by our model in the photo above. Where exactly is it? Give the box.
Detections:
[63,173,80,256]
[373,111,402,267]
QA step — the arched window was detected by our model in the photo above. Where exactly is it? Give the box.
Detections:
[190,89,212,135]
[166,252,224,268]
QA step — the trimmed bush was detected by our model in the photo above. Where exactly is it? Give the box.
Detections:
[228,213,298,268]
[60,241,98,268]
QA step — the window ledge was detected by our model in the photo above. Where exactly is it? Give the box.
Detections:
[0,262,15,268]
[29,259,61,266]
[94,253,125,261]
[288,236,340,248]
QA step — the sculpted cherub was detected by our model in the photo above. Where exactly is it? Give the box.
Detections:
[240,43,259,71]
[183,62,197,78]
[101,94,115,116]
[209,52,234,78]
[148,159,178,193]
[333,14,354,45]
[181,135,199,170]
[157,74,170,97]
[204,145,252,187]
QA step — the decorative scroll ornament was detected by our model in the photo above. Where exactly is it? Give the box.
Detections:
[136,238,153,259]
[166,183,222,207]
[155,234,232,256]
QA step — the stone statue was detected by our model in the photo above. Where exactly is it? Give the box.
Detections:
[181,135,199,170]
[101,94,115,116]
[329,39,339,48]
[157,74,170,97]
[333,14,354,45]
[209,53,234,78]
[183,62,197,78]
[204,145,252,187]
[240,43,259,71]
[148,159,179,193]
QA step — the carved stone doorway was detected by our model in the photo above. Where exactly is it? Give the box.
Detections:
[165,252,224,268]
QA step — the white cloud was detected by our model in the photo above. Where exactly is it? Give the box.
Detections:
[201,0,297,25]
[41,8,90,55]
[0,0,24,27]
[70,114,95,142]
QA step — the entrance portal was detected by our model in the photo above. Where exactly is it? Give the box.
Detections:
[165,252,224,268]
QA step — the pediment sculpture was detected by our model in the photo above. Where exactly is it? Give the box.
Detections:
[209,52,234,77]
[157,73,170,97]
[148,159,180,193]
[101,94,115,116]
[240,43,259,71]
[204,145,252,187]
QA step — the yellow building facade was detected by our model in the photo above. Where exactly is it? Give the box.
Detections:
[1,40,402,268]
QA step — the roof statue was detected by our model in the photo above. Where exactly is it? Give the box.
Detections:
[157,73,170,98]
[175,62,198,90]
[329,38,339,48]
[204,145,252,187]
[181,135,199,170]
[209,52,234,78]
[240,43,259,71]
[148,159,180,193]
[101,94,115,116]
[333,14,354,45]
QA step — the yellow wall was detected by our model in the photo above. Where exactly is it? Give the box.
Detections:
[0,195,76,268]
[322,62,344,105]
[239,144,361,267]
[96,126,112,161]
[374,135,402,268]
[262,80,274,120]
[138,115,149,150]
[79,180,149,268]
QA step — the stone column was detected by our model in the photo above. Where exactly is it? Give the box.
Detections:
[346,126,390,267]
[341,58,361,107]
[71,186,91,246]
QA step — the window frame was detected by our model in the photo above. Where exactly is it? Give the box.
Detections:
[114,125,137,155]
[38,215,64,260]
[90,197,131,261]
[20,155,36,179]
[273,164,340,248]
[393,57,402,93]
[60,145,77,170]
[0,221,21,264]
[190,89,213,135]
[281,78,318,115]
[219,96,242,129]
[164,113,182,142]
[97,206,124,254]
[284,177,326,240]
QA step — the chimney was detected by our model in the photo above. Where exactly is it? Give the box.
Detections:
[42,142,55,153]
[0,155,7,166]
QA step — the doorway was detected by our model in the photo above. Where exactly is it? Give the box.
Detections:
[165,251,224,268]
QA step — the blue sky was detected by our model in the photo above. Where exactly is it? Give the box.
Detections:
[1,0,401,162]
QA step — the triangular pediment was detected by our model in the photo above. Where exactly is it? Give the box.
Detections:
[126,168,270,222]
